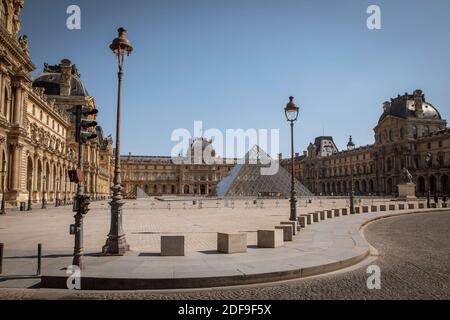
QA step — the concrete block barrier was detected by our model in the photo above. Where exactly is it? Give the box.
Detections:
[371,205,378,212]
[333,209,341,217]
[300,214,313,225]
[280,221,298,235]
[313,212,320,222]
[341,208,348,216]
[275,225,293,241]
[418,203,425,209]
[217,233,247,254]
[298,216,308,228]
[362,206,369,213]
[319,211,327,220]
[326,210,333,219]
[389,204,396,211]
[257,229,284,248]
[354,207,361,214]
[380,205,387,212]
[408,203,415,209]
[161,235,185,256]
[398,203,405,210]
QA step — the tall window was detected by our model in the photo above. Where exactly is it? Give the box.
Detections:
[0,1,6,29]
[412,126,417,139]
[400,127,405,139]
[3,88,7,116]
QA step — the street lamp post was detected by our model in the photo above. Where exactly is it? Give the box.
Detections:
[64,176,67,206]
[0,159,6,215]
[284,96,299,222]
[41,175,47,209]
[102,28,133,255]
[347,136,355,214]
[426,152,432,208]
[55,177,60,207]
[27,174,32,211]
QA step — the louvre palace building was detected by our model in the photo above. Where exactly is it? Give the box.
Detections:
[0,0,113,207]
[125,90,449,199]
[281,89,450,197]
[122,138,236,197]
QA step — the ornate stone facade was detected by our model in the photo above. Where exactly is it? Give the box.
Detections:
[0,0,113,206]
[122,138,235,197]
[281,90,450,197]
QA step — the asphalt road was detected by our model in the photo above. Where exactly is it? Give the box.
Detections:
[1,210,449,300]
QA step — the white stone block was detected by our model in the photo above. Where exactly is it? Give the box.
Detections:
[217,232,247,254]
[161,235,185,256]
[275,225,293,241]
[280,221,298,235]
[257,229,284,248]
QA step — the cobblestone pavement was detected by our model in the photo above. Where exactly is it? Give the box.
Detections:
[1,210,449,300]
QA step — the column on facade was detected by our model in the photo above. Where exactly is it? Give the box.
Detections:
[9,143,22,192]
[33,153,40,201]
[12,81,23,126]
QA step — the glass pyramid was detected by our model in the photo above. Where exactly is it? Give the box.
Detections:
[215,145,312,198]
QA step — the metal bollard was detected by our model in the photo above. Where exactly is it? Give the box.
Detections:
[0,243,3,274]
[37,243,42,276]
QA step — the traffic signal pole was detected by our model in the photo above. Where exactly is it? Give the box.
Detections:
[72,106,84,269]
[72,133,85,269]
[71,105,96,269]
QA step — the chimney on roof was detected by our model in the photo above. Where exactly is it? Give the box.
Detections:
[59,59,72,96]
[414,89,424,118]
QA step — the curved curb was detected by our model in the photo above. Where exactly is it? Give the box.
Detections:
[41,249,371,290]
[41,209,448,290]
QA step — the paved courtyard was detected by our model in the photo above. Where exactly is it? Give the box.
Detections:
[0,197,444,292]
[0,197,365,253]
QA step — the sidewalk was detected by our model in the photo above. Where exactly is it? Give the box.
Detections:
[30,208,447,290]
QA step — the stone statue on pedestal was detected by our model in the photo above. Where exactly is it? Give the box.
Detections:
[400,168,413,184]
[398,168,416,201]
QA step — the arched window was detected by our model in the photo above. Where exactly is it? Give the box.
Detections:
[0,1,7,29]
[389,130,393,141]
[412,126,417,139]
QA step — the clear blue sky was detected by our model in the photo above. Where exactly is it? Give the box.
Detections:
[22,0,450,157]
